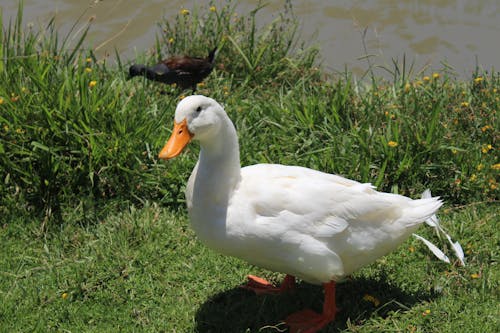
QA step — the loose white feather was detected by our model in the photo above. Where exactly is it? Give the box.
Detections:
[413,233,450,263]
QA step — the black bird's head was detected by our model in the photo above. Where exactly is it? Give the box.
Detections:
[128,64,147,79]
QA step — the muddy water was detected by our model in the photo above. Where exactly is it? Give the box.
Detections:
[2,0,499,78]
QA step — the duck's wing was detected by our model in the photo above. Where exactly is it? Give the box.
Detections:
[164,56,213,74]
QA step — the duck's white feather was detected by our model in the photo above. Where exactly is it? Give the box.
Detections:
[172,95,443,285]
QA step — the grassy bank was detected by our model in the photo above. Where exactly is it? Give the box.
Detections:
[1,2,499,332]
[1,204,498,332]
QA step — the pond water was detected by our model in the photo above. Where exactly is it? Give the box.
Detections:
[2,0,499,78]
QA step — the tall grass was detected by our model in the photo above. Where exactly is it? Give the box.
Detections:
[1,1,498,228]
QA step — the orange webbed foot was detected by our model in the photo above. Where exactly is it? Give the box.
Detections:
[285,281,337,333]
[240,274,296,295]
[285,309,332,333]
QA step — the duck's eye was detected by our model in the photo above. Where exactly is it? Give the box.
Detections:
[196,106,202,112]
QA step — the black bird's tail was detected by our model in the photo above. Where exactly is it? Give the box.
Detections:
[207,47,217,64]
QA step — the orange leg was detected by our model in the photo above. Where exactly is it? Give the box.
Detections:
[285,281,337,333]
[240,274,296,295]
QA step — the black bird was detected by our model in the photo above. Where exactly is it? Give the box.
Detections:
[129,47,217,91]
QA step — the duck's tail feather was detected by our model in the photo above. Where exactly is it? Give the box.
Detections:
[413,189,465,266]
[207,47,217,63]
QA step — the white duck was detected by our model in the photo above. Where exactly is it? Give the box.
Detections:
[159,95,443,333]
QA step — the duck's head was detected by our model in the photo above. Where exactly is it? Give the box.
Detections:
[128,64,146,79]
[158,95,225,160]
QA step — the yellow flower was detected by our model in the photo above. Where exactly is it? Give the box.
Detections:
[432,73,440,79]
[388,141,398,148]
[3,125,9,132]
[481,144,493,153]
[492,163,500,170]
[474,77,483,84]
[481,125,492,132]
[461,101,469,107]
[451,149,458,154]
[0,97,4,105]
[209,5,216,12]
[179,95,186,100]
[422,309,431,316]
[168,37,175,44]
[470,273,480,279]
[62,292,68,300]
[408,246,415,253]
[423,76,430,82]
[197,82,205,88]
[86,57,92,63]
[15,128,25,134]
[85,67,92,73]
[21,87,28,93]
[477,163,484,171]
[89,80,97,88]
[363,294,380,307]
[469,174,477,182]
[180,9,190,15]
[404,82,411,92]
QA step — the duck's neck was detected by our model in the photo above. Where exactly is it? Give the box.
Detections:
[192,117,242,206]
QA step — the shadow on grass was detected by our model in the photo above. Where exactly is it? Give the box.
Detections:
[194,274,435,333]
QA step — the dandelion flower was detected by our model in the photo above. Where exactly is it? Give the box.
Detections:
[474,77,483,84]
[470,273,480,279]
[85,67,92,73]
[481,125,492,132]
[179,95,186,100]
[62,292,68,300]
[180,9,190,15]
[481,144,493,153]
[404,82,411,92]
[209,5,216,12]
[432,73,440,79]
[461,101,469,107]
[168,37,175,44]
[422,309,431,316]
[89,80,97,88]
[477,164,484,171]
[3,125,9,132]
[469,174,477,182]
[423,76,430,82]
[388,141,398,148]
[0,97,4,105]
[21,87,28,93]
[492,163,500,170]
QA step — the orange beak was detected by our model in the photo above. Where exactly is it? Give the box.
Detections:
[158,119,193,160]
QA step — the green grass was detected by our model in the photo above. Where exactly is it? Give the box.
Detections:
[1,203,498,332]
[1,1,499,332]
